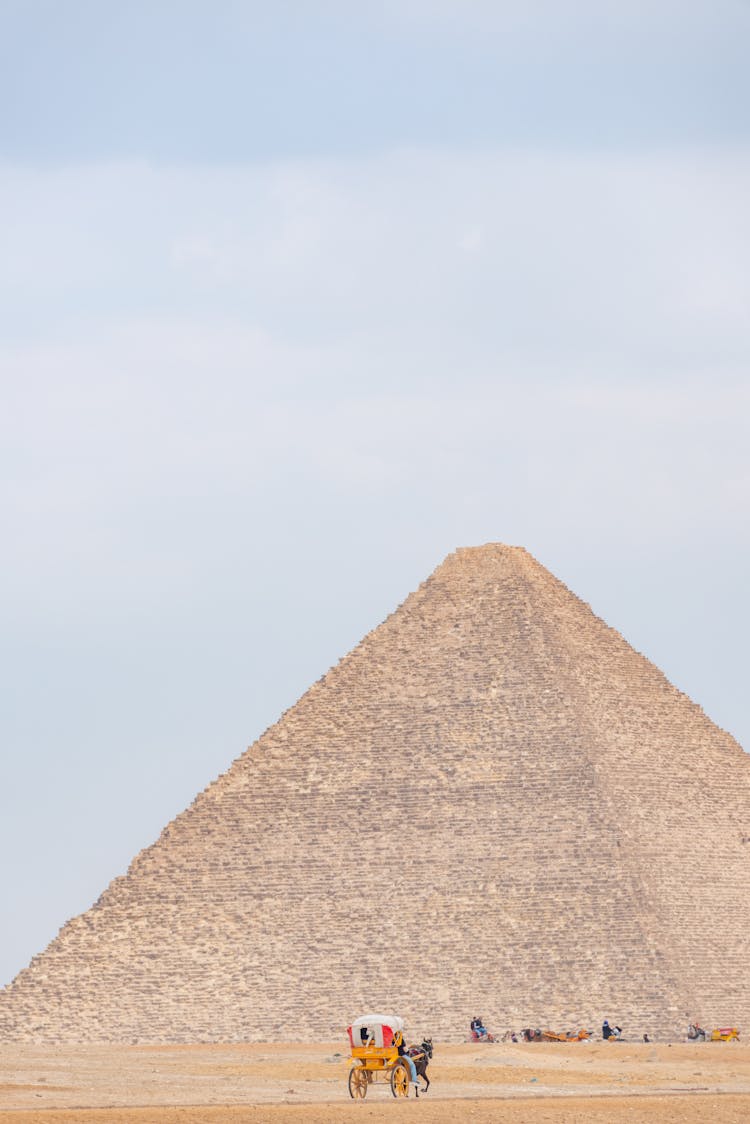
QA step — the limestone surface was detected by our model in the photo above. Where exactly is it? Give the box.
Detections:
[1,544,748,1042]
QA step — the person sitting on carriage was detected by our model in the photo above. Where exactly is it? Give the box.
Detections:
[392,1030,420,1094]
[471,1016,490,1041]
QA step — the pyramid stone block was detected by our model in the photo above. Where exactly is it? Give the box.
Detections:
[1,544,748,1042]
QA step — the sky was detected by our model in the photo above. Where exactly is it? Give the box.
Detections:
[1,0,749,988]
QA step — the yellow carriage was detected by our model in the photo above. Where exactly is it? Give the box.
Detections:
[710,1027,740,1042]
[541,1028,592,1042]
[346,1013,418,1099]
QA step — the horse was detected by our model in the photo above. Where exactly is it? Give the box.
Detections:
[407,1038,434,1092]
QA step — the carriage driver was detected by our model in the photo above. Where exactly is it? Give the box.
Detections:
[392,1030,420,1093]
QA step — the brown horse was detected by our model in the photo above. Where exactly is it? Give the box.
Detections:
[407,1039,433,1092]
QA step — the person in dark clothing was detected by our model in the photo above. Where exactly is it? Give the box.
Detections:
[393,1030,420,1095]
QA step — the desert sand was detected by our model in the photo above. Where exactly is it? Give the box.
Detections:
[1,1040,749,1123]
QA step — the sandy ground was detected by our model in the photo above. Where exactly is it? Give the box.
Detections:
[1,1041,748,1123]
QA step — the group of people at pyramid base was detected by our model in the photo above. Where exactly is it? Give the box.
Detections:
[469,1018,628,1043]
[470,1016,742,1044]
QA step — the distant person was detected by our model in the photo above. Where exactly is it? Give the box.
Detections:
[471,1016,489,1041]
[602,1019,622,1040]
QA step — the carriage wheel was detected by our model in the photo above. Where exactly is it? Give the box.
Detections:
[390,1060,410,1098]
[348,1065,368,1099]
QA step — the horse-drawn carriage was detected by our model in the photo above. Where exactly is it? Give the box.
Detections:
[346,1013,431,1099]
[541,1028,592,1042]
[688,1023,740,1042]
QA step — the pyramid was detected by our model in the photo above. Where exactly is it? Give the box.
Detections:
[2,544,749,1043]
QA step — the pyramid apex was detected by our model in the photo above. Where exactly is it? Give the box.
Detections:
[435,542,541,575]
[452,541,528,557]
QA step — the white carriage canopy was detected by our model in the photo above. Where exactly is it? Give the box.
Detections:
[347,1013,405,1048]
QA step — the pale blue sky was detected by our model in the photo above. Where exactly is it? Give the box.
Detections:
[2,0,749,162]
[1,1,749,987]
